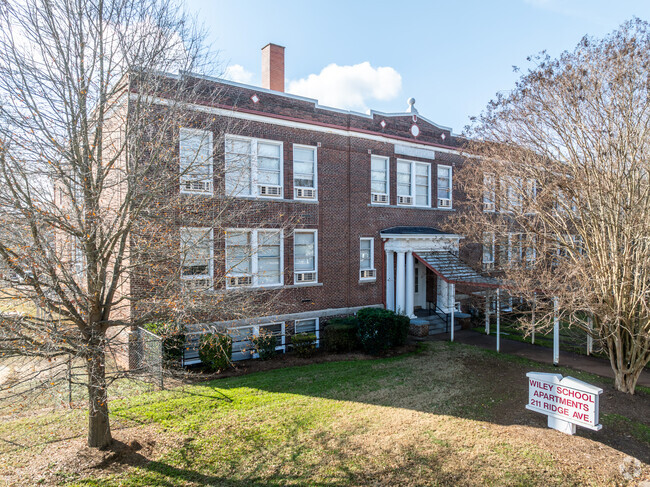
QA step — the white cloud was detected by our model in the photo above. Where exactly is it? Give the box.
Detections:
[223,64,254,84]
[287,62,402,112]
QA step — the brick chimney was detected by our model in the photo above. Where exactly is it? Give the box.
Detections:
[262,43,285,92]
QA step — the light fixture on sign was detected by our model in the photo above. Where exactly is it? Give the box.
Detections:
[410,124,420,137]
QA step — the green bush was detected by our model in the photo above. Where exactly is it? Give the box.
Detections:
[143,322,185,367]
[292,333,317,358]
[323,316,359,353]
[356,307,410,355]
[199,332,232,372]
[252,330,278,360]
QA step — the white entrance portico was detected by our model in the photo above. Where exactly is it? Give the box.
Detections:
[382,227,461,319]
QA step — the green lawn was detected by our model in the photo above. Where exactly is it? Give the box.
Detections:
[0,342,648,486]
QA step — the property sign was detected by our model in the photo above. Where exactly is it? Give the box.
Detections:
[526,372,603,434]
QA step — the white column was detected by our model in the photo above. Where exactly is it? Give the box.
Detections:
[395,251,406,314]
[450,294,455,342]
[485,291,490,335]
[553,297,560,365]
[405,251,415,318]
[385,250,395,312]
[496,288,501,353]
[531,292,536,344]
[587,315,593,356]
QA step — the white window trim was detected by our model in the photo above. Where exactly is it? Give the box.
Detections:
[437,164,452,209]
[225,228,284,289]
[359,237,376,280]
[396,158,431,208]
[180,127,214,196]
[483,173,496,212]
[228,322,286,360]
[294,317,320,347]
[180,227,214,284]
[293,229,318,285]
[370,155,390,205]
[482,231,495,270]
[225,134,284,199]
[293,144,318,200]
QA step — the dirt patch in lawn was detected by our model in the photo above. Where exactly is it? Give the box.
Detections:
[0,426,182,486]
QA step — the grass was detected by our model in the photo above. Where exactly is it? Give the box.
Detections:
[0,341,647,486]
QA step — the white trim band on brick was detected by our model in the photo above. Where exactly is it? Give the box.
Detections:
[132,94,467,157]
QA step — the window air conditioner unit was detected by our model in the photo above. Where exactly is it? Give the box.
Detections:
[483,202,495,212]
[397,195,413,205]
[295,272,316,283]
[183,180,212,193]
[438,198,451,208]
[295,187,316,199]
[360,269,376,279]
[371,193,388,204]
[482,262,494,271]
[258,185,282,197]
[228,275,252,287]
[183,278,213,291]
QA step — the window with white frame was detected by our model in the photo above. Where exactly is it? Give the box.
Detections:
[225,135,283,198]
[294,230,317,284]
[524,234,537,267]
[370,155,389,204]
[500,177,522,212]
[294,318,320,346]
[483,173,496,212]
[228,322,286,361]
[180,227,213,290]
[359,237,376,280]
[180,128,213,195]
[225,229,283,288]
[482,231,495,270]
[397,159,430,206]
[437,165,452,208]
[293,145,317,200]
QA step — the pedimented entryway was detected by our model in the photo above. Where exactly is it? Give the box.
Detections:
[381,226,500,335]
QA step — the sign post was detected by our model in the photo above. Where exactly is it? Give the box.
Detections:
[526,372,603,435]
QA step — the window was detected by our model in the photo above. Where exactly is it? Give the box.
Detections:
[482,232,495,270]
[180,227,213,290]
[359,237,376,280]
[294,318,320,347]
[397,159,430,207]
[225,229,283,288]
[524,234,537,267]
[526,178,537,211]
[294,230,317,284]
[370,155,389,204]
[293,145,317,199]
[483,173,496,212]
[225,135,283,198]
[500,177,522,212]
[180,128,213,195]
[228,322,286,361]
[437,165,452,208]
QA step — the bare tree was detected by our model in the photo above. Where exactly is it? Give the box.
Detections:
[0,0,293,448]
[454,19,650,394]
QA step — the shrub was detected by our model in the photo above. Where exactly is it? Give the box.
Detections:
[251,330,278,360]
[356,307,410,355]
[292,333,317,358]
[199,332,232,372]
[143,322,185,367]
[323,316,359,353]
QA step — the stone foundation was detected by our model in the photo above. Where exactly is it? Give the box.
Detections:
[409,321,429,337]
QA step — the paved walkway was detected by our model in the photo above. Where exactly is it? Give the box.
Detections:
[427,329,650,388]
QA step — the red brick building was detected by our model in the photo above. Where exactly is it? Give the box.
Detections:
[135,44,498,362]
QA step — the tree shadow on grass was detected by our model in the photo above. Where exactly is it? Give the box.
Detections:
[199,342,650,464]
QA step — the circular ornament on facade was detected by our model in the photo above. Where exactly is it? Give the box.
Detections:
[410,124,420,137]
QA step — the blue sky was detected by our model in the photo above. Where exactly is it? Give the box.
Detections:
[185,0,650,134]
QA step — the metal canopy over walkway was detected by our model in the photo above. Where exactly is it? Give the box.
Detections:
[413,251,500,288]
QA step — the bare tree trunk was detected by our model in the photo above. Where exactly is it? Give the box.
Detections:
[608,336,644,395]
[87,338,112,448]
